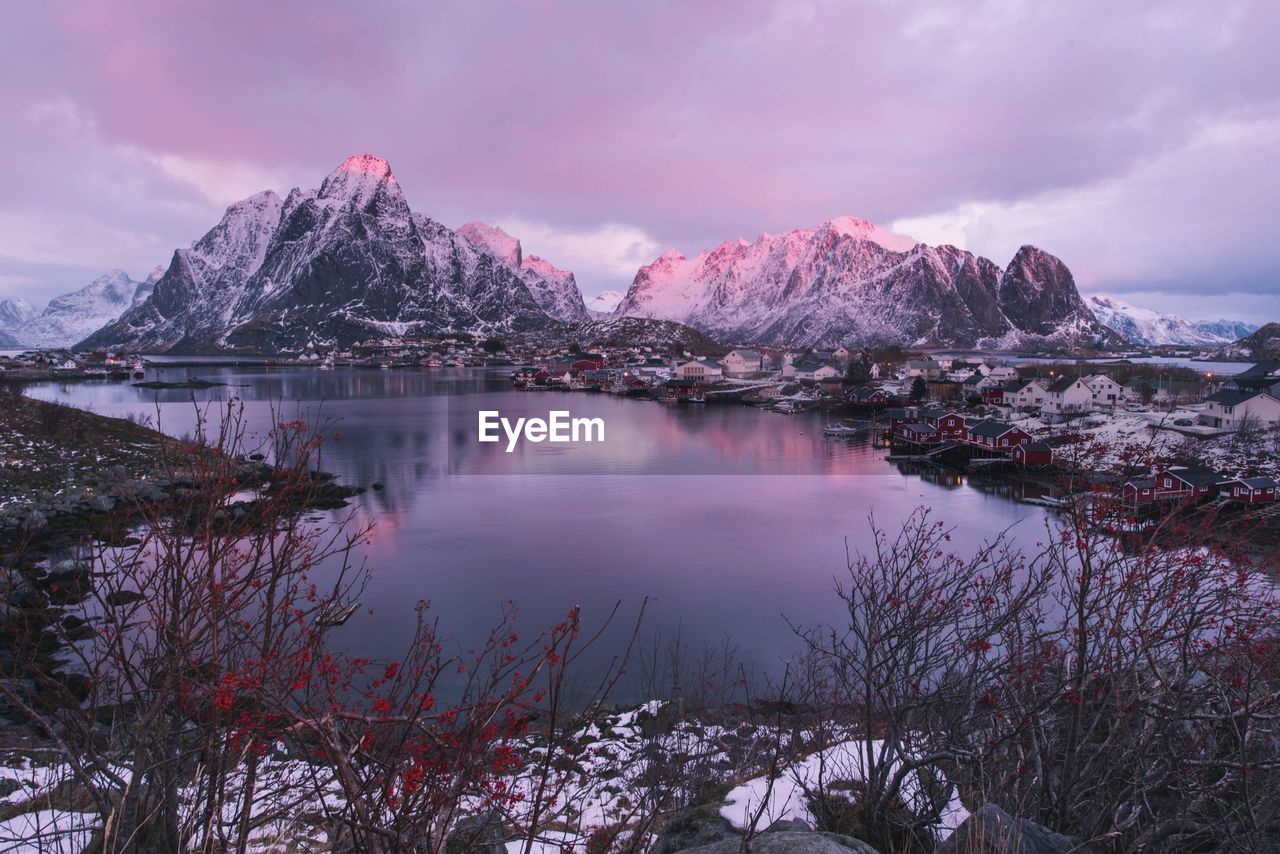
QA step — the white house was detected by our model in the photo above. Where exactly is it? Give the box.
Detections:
[904,359,943,380]
[792,360,839,381]
[1004,378,1048,409]
[676,359,723,382]
[721,349,763,378]
[1199,389,1280,430]
[1041,377,1094,421]
[985,365,1020,384]
[1083,374,1124,408]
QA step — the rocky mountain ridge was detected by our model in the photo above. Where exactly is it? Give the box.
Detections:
[614,219,1113,349]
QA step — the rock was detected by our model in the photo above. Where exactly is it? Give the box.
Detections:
[679,831,879,854]
[19,509,47,534]
[371,482,385,491]
[765,819,814,834]
[0,778,22,798]
[651,803,740,854]
[445,810,506,854]
[936,804,1081,854]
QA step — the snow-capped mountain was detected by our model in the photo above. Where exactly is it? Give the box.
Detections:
[0,297,35,329]
[456,222,589,323]
[82,155,569,353]
[4,270,153,349]
[585,290,624,317]
[615,218,1111,349]
[1086,296,1258,346]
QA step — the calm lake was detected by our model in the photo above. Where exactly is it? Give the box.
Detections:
[26,366,1057,692]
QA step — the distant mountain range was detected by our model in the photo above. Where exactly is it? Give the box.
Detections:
[0,268,162,349]
[612,217,1112,349]
[0,152,1269,355]
[1085,295,1256,346]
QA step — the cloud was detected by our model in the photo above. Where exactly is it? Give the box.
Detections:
[495,219,663,296]
[892,111,1280,309]
[0,0,1276,319]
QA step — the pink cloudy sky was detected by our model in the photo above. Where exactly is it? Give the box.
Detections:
[1,0,1277,321]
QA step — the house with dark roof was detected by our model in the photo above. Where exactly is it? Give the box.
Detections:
[1153,466,1223,501]
[721,349,763,378]
[1198,388,1280,430]
[1011,441,1053,467]
[966,420,1032,452]
[894,422,944,445]
[1217,476,1279,504]
[1041,377,1093,421]
[846,386,891,407]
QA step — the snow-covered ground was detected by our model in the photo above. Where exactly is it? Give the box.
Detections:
[0,703,972,852]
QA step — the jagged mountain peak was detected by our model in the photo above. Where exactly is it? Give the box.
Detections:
[78,158,579,353]
[457,222,523,267]
[819,216,919,252]
[317,154,404,210]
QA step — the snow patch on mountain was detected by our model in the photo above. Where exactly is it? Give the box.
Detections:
[1087,295,1258,346]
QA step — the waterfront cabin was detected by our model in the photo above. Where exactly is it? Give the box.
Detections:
[966,421,1032,453]
[1122,477,1158,505]
[1217,476,1279,504]
[1012,441,1053,467]
[917,409,967,441]
[895,422,944,446]
[1153,466,1223,501]
[663,377,699,398]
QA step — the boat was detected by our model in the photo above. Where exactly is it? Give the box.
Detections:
[1022,495,1070,509]
[823,423,865,436]
[130,361,145,380]
[688,393,706,404]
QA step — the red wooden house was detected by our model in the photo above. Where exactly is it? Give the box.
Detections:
[966,421,1032,453]
[1122,477,1158,505]
[918,410,968,441]
[894,422,944,445]
[1152,466,1222,502]
[1217,476,1278,504]
[1011,441,1053,467]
